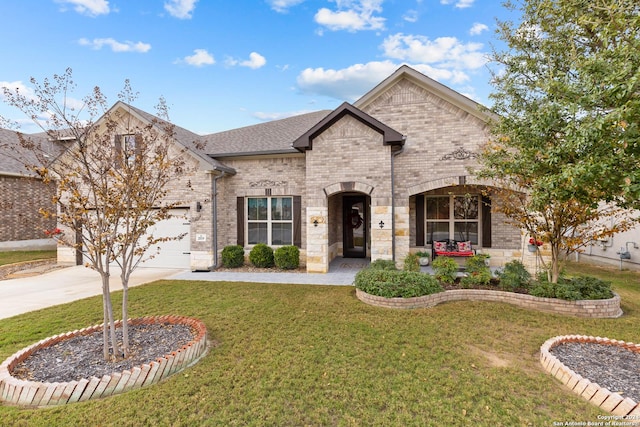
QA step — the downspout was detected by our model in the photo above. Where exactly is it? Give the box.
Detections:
[211,171,226,270]
[390,140,406,261]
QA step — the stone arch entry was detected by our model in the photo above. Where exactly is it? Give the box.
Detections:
[324,182,374,261]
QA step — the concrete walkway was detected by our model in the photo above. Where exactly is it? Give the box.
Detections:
[0,258,365,320]
[0,265,179,320]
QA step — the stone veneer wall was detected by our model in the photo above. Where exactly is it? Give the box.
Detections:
[0,175,56,242]
[304,115,393,272]
[356,288,622,318]
[359,79,495,265]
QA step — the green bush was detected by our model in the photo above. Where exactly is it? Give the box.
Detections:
[274,245,300,270]
[369,259,397,270]
[403,253,420,272]
[354,268,443,298]
[221,245,245,268]
[496,260,531,291]
[249,243,274,268]
[432,256,458,284]
[460,269,492,288]
[529,275,613,300]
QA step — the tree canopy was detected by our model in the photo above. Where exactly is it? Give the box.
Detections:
[476,0,640,282]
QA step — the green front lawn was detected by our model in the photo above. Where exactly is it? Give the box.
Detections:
[0,250,57,266]
[0,262,638,426]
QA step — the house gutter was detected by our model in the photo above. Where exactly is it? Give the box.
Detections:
[211,171,226,270]
[390,140,406,261]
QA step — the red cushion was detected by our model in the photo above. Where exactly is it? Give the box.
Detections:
[435,250,474,257]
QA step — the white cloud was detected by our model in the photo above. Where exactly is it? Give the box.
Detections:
[314,0,385,32]
[0,81,36,102]
[469,23,488,35]
[78,38,151,53]
[226,52,267,69]
[381,33,487,71]
[297,61,401,101]
[55,0,110,16]
[440,0,475,9]
[164,0,198,19]
[403,9,419,23]
[267,0,305,13]
[179,49,215,67]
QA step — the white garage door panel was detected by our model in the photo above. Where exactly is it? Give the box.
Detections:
[139,209,191,269]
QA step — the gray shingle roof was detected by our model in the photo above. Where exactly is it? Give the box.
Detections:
[0,129,63,176]
[201,110,331,157]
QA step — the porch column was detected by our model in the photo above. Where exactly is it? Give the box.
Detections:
[370,198,393,261]
[306,205,329,273]
[394,204,410,266]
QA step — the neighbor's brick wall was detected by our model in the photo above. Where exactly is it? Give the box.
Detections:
[0,175,56,242]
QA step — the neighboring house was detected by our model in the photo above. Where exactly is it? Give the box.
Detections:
[58,65,536,271]
[0,129,61,250]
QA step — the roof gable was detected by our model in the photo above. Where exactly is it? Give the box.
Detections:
[354,65,495,123]
[292,102,405,152]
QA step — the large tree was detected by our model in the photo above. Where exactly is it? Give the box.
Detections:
[476,0,640,282]
[1,69,190,359]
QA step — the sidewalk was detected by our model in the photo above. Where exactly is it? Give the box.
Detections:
[0,265,179,320]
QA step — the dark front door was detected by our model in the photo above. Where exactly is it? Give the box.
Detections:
[343,196,367,258]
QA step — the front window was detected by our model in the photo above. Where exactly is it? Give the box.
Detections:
[426,195,480,244]
[247,197,293,245]
[123,134,137,166]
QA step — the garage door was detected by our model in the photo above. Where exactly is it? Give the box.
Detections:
[135,208,191,269]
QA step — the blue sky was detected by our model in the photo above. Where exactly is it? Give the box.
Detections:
[0,0,513,135]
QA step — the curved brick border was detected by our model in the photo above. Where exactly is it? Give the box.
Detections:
[0,259,56,280]
[0,315,208,407]
[540,335,640,417]
[355,288,622,318]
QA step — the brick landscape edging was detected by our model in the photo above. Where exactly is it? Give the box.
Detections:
[0,316,208,407]
[355,288,622,318]
[540,335,640,417]
[0,259,56,280]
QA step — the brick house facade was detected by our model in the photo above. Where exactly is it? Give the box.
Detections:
[55,65,533,271]
[0,129,58,249]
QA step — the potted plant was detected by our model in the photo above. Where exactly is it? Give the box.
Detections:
[416,251,431,266]
[528,237,543,252]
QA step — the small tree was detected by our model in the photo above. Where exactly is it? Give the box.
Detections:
[1,69,191,359]
[476,0,640,282]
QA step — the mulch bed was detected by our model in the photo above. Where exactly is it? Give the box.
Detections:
[550,342,640,403]
[11,323,195,383]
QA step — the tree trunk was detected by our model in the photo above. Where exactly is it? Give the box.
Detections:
[121,282,129,357]
[101,273,121,360]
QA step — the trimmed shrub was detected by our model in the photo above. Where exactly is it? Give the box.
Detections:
[221,245,245,268]
[432,256,458,284]
[274,245,300,270]
[369,259,397,270]
[496,260,531,291]
[354,268,443,298]
[529,275,613,300]
[460,254,492,287]
[403,253,420,272]
[249,243,274,268]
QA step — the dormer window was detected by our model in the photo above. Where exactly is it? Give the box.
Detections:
[114,134,140,167]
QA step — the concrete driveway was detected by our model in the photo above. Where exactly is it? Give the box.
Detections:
[0,265,181,320]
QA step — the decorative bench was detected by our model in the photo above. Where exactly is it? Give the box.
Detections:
[432,240,475,259]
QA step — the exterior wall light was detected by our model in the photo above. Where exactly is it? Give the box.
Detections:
[379,221,384,229]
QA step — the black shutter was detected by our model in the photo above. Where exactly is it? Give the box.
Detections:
[114,134,122,168]
[416,195,425,247]
[482,195,492,248]
[237,197,244,247]
[293,196,301,248]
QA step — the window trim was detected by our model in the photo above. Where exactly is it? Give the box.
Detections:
[245,196,294,247]
[425,194,482,245]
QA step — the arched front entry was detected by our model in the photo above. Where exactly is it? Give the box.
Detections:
[327,191,371,260]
